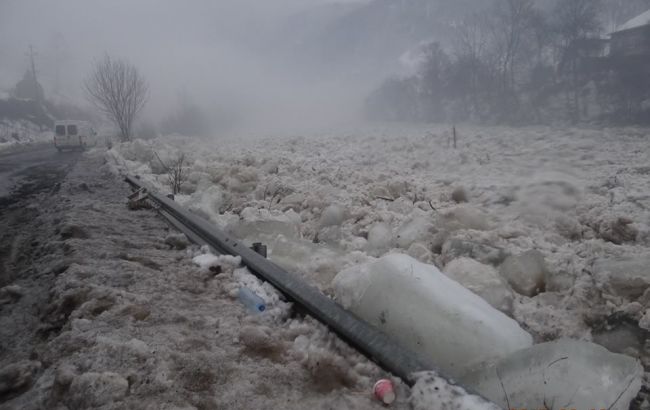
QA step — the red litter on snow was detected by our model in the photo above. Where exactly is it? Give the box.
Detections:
[373,379,395,405]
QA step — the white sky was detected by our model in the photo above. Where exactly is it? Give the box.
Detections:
[0,0,373,132]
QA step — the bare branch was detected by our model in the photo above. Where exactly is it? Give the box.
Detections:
[154,151,185,195]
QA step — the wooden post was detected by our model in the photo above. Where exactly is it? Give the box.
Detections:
[453,126,457,149]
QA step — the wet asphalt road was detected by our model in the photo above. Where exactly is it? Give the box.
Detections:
[0,145,81,285]
[0,144,81,208]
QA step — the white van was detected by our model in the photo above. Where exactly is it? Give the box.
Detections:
[53,120,96,151]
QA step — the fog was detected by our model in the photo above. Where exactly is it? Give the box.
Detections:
[2,0,649,133]
[0,0,373,134]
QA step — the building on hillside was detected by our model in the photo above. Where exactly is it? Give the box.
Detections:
[610,9,650,57]
[13,70,45,102]
[553,9,650,122]
[558,38,611,78]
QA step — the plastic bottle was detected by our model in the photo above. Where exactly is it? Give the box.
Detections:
[238,286,266,313]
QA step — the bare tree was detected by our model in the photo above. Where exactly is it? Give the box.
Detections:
[553,0,603,122]
[488,0,537,118]
[85,55,148,142]
[154,151,186,195]
[494,0,536,87]
[554,0,603,48]
[452,13,494,120]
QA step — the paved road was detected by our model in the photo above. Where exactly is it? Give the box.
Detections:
[0,144,81,207]
[0,145,81,285]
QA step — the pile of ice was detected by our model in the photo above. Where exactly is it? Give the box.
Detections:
[335,254,644,409]
[103,124,650,407]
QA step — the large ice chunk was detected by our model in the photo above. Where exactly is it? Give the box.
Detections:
[499,250,547,297]
[319,204,346,227]
[332,254,532,378]
[461,339,643,410]
[441,238,508,266]
[230,220,300,241]
[268,235,346,286]
[396,216,434,249]
[592,254,650,298]
[441,205,492,231]
[227,207,302,240]
[177,185,225,223]
[365,222,394,256]
[444,257,514,314]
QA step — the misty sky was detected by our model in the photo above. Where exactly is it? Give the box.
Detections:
[0,0,370,133]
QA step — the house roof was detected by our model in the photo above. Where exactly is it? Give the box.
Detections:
[616,9,650,32]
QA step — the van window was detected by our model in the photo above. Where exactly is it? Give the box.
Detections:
[67,125,78,135]
[55,125,66,136]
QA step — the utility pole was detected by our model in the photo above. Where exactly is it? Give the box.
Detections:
[26,44,38,82]
[23,44,44,102]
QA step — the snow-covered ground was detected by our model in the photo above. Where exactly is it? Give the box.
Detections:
[2,150,423,409]
[104,123,650,407]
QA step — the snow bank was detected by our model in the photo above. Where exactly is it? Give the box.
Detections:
[0,119,52,152]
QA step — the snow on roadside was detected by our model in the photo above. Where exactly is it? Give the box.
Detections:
[0,119,53,152]
[0,150,406,409]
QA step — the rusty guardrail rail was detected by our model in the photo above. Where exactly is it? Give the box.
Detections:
[125,174,498,405]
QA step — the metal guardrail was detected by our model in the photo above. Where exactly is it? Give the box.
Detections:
[125,175,494,403]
